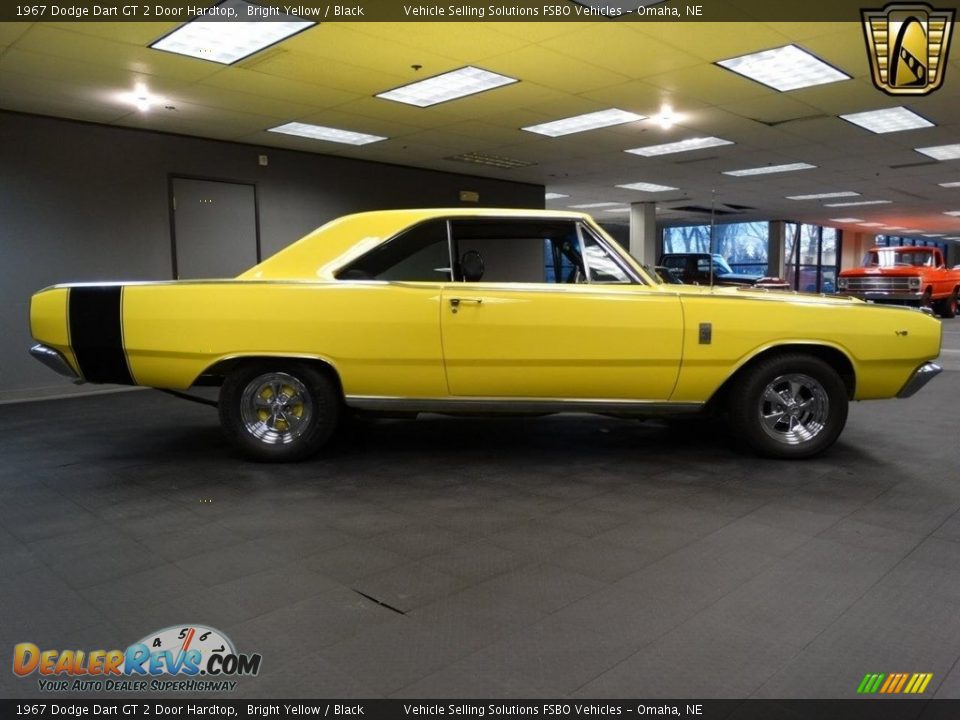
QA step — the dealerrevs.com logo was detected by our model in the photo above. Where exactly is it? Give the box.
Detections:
[12,624,261,693]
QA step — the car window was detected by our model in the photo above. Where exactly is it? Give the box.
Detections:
[451,219,583,283]
[336,220,451,281]
[580,228,632,284]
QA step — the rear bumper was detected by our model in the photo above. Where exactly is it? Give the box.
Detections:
[897,362,942,398]
[29,344,81,382]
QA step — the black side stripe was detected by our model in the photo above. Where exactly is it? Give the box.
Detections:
[68,286,134,385]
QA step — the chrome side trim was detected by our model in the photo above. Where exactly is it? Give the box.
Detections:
[29,344,81,382]
[345,395,703,416]
[897,362,942,399]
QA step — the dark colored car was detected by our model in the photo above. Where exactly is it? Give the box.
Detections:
[659,253,790,289]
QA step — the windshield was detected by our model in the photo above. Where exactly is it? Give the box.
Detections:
[700,254,734,275]
[864,248,935,268]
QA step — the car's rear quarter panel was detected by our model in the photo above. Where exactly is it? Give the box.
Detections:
[120,282,448,395]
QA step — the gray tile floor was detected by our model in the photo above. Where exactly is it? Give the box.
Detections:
[2,320,959,699]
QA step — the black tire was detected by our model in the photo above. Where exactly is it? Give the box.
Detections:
[219,361,340,462]
[727,353,848,459]
[936,289,958,319]
[920,289,933,309]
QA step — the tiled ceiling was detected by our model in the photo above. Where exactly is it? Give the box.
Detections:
[2,15,960,237]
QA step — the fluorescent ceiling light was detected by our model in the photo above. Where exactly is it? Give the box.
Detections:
[523,109,645,137]
[922,233,945,237]
[916,144,960,161]
[829,218,864,223]
[617,182,678,192]
[840,107,933,134]
[446,151,534,169]
[858,222,885,227]
[939,181,960,188]
[723,163,816,177]
[883,226,905,230]
[377,66,517,107]
[824,199,892,207]
[268,122,386,146]
[625,136,733,157]
[604,207,632,214]
[944,210,960,216]
[716,44,850,92]
[569,202,621,209]
[945,236,960,240]
[150,0,314,65]
[544,193,569,200]
[786,191,859,200]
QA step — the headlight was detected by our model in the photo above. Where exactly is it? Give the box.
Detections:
[837,277,848,289]
[908,277,921,289]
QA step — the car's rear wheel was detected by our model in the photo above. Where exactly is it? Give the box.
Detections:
[936,289,958,319]
[727,353,848,459]
[219,361,340,462]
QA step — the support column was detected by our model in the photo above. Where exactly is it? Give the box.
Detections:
[628,202,657,266]
[768,221,786,278]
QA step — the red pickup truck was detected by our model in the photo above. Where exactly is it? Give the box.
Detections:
[838,246,960,317]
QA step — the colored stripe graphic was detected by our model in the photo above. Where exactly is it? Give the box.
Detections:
[858,672,932,694]
[68,286,134,385]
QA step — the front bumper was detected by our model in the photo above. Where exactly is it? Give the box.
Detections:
[29,344,81,382]
[897,362,942,399]
[843,290,922,303]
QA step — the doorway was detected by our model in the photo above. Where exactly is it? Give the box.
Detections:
[169,176,260,279]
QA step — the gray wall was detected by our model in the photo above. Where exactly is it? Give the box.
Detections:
[0,111,544,401]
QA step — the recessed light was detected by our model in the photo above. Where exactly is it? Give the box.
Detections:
[916,144,960,161]
[724,163,816,177]
[939,181,960,188]
[829,218,864,223]
[858,222,886,227]
[922,233,946,237]
[883,226,906,231]
[616,182,679,192]
[840,107,934,134]
[569,202,621,209]
[119,82,163,112]
[268,122,386,146]
[900,229,923,234]
[824,199,893,207]
[604,207,632,214]
[544,193,569,200]
[945,236,960,240]
[523,109,645,137]
[446,151,534,169]
[625,137,734,157]
[150,0,314,65]
[786,191,860,200]
[944,210,960,217]
[377,66,518,107]
[716,44,850,92]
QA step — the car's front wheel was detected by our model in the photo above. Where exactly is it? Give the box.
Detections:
[727,353,848,459]
[219,361,340,462]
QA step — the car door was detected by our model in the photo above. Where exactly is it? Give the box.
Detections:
[439,219,683,401]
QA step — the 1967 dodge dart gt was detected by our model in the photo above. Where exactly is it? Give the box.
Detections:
[30,208,942,462]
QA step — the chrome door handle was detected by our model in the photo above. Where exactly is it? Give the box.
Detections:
[449,297,482,313]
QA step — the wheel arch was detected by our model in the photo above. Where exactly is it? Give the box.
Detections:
[707,343,856,411]
[191,354,345,398]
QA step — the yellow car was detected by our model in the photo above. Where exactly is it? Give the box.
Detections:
[29,208,942,462]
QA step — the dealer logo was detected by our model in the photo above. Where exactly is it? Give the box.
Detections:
[862,3,955,95]
[12,624,261,693]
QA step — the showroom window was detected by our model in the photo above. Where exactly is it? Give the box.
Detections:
[876,235,948,257]
[784,223,839,293]
[337,219,452,281]
[662,221,769,274]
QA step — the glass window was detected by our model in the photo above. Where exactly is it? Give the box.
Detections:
[337,220,451,282]
[581,228,632,283]
[662,221,769,275]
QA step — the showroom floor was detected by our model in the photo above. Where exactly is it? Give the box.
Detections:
[2,321,959,699]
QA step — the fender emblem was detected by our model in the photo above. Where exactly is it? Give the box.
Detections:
[895,330,909,336]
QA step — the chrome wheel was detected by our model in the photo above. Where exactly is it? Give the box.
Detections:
[239,372,313,445]
[758,373,829,446]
